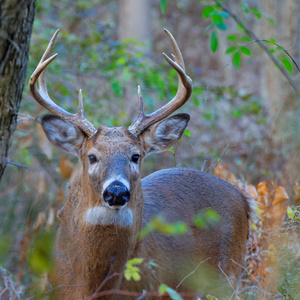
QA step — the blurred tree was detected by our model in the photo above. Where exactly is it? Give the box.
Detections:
[0,0,36,182]
[119,0,151,49]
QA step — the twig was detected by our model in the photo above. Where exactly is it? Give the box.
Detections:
[217,261,234,290]
[229,258,265,290]
[172,141,180,167]
[205,143,231,173]
[176,257,211,290]
[6,160,28,169]
[17,113,41,123]
[136,290,147,300]
[25,284,88,300]
[0,288,8,297]
[86,289,198,299]
[201,160,207,172]
[84,272,121,300]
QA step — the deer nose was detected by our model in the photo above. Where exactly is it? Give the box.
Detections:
[103,181,130,207]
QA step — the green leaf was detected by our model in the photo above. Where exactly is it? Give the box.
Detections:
[280,55,293,74]
[232,52,241,69]
[241,47,252,56]
[159,284,183,300]
[225,46,238,54]
[183,130,191,137]
[111,81,123,97]
[210,31,218,52]
[216,22,227,30]
[132,272,141,281]
[166,287,184,300]
[194,208,221,229]
[241,1,249,13]
[202,6,213,18]
[267,17,275,25]
[159,283,168,294]
[211,14,222,25]
[204,113,212,120]
[124,258,144,282]
[287,206,295,220]
[127,258,143,265]
[168,146,174,153]
[252,7,261,19]
[219,11,229,18]
[160,0,167,14]
[233,109,243,118]
[227,35,238,41]
[241,36,252,42]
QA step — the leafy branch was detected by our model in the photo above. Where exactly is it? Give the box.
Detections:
[214,0,300,96]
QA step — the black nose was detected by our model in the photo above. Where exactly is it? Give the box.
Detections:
[103,181,130,207]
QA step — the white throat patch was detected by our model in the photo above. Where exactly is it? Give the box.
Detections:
[85,206,133,227]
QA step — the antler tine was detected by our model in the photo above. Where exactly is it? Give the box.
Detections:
[129,29,192,135]
[164,28,185,70]
[29,30,96,137]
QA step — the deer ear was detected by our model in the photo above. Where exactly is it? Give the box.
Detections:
[140,113,190,155]
[41,115,85,154]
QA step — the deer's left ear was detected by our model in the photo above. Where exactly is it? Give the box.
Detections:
[139,113,190,155]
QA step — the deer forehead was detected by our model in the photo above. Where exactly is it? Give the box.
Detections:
[85,126,142,154]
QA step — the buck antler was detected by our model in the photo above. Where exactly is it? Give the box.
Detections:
[129,29,193,135]
[29,29,97,137]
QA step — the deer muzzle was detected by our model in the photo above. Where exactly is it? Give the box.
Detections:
[103,181,130,207]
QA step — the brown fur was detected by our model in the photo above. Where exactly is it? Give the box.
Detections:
[41,118,250,299]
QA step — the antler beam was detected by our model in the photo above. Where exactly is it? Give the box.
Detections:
[29,29,96,137]
[129,29,193,135]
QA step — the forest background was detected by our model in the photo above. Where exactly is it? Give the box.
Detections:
[1,0,300,299]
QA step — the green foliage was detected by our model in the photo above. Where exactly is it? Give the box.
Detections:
[124,258,143,281]
[210,31,218,52]
[160,0,167,14]
[193,208,221,229]
[27,231,54,274]
[159,283,183,300]
[183,129,191,137]
[279,54,294,75]
[16,146,32,166]
[287,206,300,221]
[139,215,188,239]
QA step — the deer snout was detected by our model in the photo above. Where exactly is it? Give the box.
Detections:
[103,181,130,207]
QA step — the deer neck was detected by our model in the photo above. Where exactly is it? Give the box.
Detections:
[56,171,144,291]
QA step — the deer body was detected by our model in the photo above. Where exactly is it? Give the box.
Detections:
[53,163,249,299]
[29,29,250,299]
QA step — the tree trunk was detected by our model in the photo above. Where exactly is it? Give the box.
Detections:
[0,0,36,182]
[118,0,151,48]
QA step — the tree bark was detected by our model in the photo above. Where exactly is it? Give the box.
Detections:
[0,0,36,181]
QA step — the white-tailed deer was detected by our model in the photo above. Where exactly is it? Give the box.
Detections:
[29,29,251,299]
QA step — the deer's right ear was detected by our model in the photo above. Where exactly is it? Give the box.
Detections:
[41,115,85,154]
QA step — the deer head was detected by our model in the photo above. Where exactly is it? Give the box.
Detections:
[29,29,192,228]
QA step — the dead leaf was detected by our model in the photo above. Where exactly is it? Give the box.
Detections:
[257,182,268,196]
[247,184,259,201]
[273,186,289,205]
[294,182,300,205]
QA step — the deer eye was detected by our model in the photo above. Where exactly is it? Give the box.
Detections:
[88,154,97,164]
[131,154,140,164]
